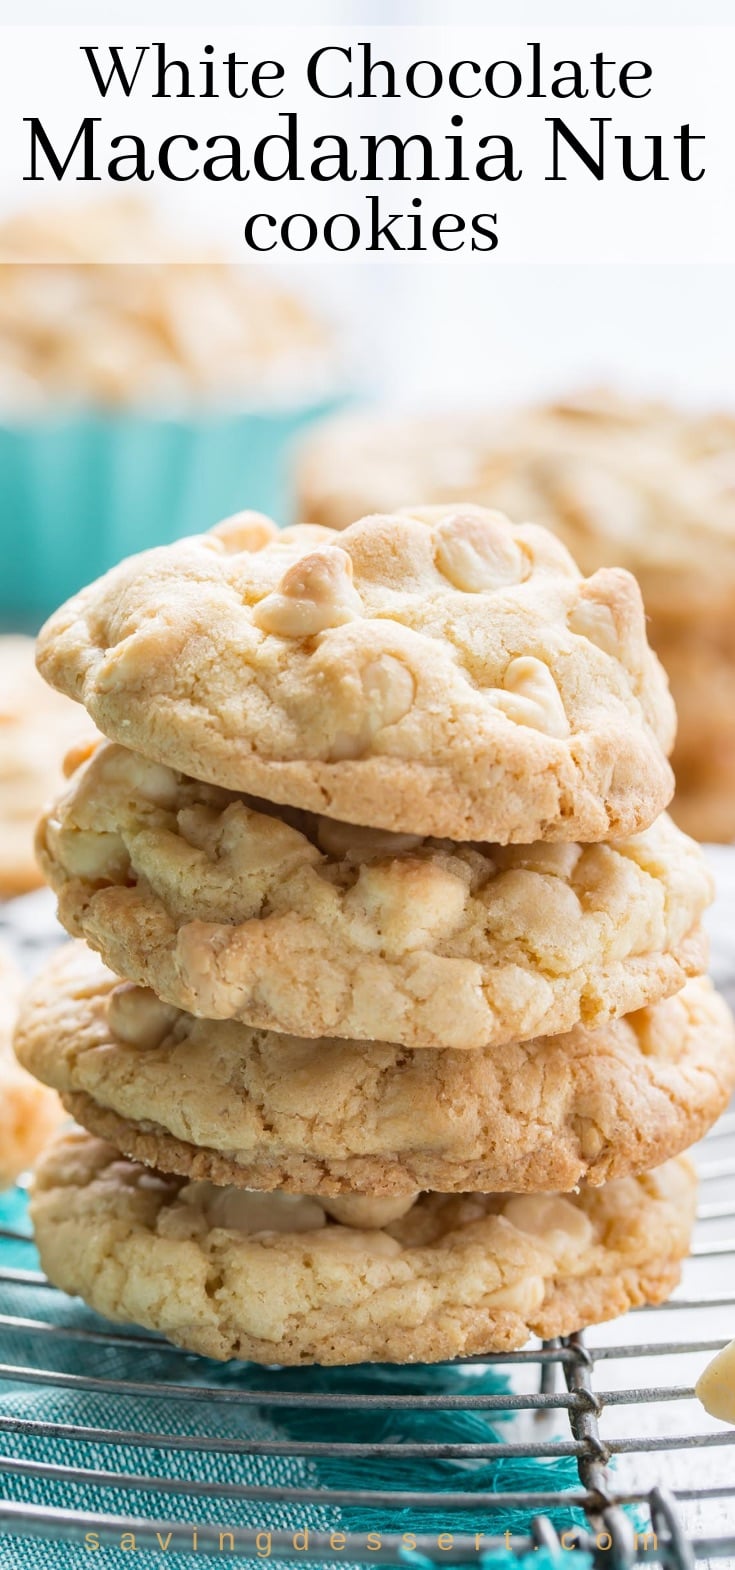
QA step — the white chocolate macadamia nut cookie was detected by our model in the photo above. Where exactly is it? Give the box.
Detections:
[31,1128,696,1365]
[36,507,676,843]
[36,742,710,1051]
[16,944,735,1197]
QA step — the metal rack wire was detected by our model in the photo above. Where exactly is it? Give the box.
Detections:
[0,1111,732,1567]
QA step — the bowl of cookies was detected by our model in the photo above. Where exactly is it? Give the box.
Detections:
[0,200,346,625]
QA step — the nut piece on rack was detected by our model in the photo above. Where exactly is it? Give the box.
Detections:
[696,1341,735,1425]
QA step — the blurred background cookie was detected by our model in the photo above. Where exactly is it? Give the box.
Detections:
[0,199,347,624]
[298,393,735,841]
[0,636,97,896]
[0,940,62,1187]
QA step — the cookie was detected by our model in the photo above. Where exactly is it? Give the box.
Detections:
[0,199,333,409]
[36,507,676,843]
[0,943,62,1187]
[296,395,735,621]
[0,636,98,896]
[36,742,710,1050]
[17,944,734,1197]
[31,1128,696,1365]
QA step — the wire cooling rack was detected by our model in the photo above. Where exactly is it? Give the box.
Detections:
[0,876,733,1567]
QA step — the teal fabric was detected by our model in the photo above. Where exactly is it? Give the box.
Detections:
[0,1190,595,1569]
[0,400,345,626]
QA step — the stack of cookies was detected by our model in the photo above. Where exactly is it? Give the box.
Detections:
[15,506,735,1365]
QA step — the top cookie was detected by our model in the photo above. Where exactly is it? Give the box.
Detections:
[37,507,675,843]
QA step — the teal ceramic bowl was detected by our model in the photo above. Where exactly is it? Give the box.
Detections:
[0,397,345,627]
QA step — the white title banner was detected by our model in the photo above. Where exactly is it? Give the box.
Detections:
[0,24,731,261]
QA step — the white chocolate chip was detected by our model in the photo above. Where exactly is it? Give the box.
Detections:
[183,1183,327,1235]
[209,512,278,555]
[568,598,620,659]
[490,1275,547,1315]
[361,655,416,729]
[325,730,364,762]
[98,624,184,691]
[503,1195,594,1269]
[317,1229,403,1257]
[327,654,416,761]
[570,569,647,679]
[487,657,570,739]
[696,1340,735,1425]
[322,1194,419,1229]
[53,826,128,881]
[253,547,363,638]
[278,524,338,550]
[344,860,468,955]
[435,510,525,592]
[316,817,423,864]
[93,745,180,809]
[108,983,179,1050]
[182,1183,411,1248]
[499,842,583,880]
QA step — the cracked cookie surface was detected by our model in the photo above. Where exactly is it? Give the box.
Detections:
[17,944,735,1196]
[37,743,710,1049]
[36,507,675,842]
[31,1127,696,1364]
